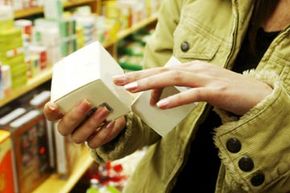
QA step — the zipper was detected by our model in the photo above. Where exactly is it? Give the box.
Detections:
[225,0,239,69]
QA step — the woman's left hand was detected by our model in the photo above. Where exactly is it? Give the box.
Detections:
[113,61,273,116]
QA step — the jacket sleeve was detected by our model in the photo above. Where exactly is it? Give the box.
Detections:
[214,70,290,192]
[91,0,184,163]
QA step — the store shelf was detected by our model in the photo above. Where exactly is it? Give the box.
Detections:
[32,148,94,193]
[0,68,52,107]
[15,0,97,18]
[104,14,158,47]
[0,15,157,107]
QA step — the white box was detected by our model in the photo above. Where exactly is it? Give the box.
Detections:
[51,42,196,136]
[131,57,196,136]
[51,41,135,121]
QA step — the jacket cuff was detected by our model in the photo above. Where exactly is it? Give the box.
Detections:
[90,112,160,163]
[214,70,290,191]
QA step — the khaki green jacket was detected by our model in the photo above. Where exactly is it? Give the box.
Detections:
[92,0,290,192]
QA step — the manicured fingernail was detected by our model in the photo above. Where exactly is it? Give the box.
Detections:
[106,121,115,129]
[124,82,138,90]
[113,75,126,83]
[48,102,58,111]
[96,107,110,118]
[79,99,92,112]
[157,99,170,108]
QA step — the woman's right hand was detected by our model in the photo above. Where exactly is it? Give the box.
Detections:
[43,100,126,149]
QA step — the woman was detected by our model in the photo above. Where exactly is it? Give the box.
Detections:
[44,0,290,192]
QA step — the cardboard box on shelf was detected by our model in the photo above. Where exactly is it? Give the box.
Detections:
[8,110,53,193]
[29,90,56,171]
[0,130,15,193]
[53,125,82,178]
[0,5,14,30]
[29,90,82,178]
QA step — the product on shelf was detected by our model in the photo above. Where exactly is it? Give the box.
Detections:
[85,162,126,193]
[33,21,62,65]
[75,15,97,44]
[0,130,15,193]
[0,20,27,89]
[29,90,56,170]
[54,126,83,178]
[0,108,27,128]
[44,0,63,20]
[8,110,53,193]
[84,149,147,193]
[0,64,12,98]
[26,45,48,78]
[15,19,33,43]
[0,0,44,10]
[0,5,14,29]
[118,55,143,71]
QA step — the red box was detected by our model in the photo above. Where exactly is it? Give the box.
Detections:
[0,130,15,193]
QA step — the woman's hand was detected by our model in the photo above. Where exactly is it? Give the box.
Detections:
[114,61,273,116]
[43,100,126,149]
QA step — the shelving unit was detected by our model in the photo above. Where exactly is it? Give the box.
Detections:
[32,148,94,193]
[1,1,159,192]
[0,68,52,107]
[0,15,157,107]
[104,14,158,47]
[15,0,97,18]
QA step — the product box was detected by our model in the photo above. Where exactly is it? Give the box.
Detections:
[0,108,27,128]
[51,42,196,137]
[29,90,81,178]
[51,41,135,121]
[0,130,15,193]
[9,110,52,193]
[29,90,56,171]
[131,56,196,136]
[0,5,14,30]
[53,125,81,178]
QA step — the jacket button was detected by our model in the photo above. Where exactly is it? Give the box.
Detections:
[238,156,254,172]
[181,41,190,52]
[251,172,265,186]
[226,138,241,153]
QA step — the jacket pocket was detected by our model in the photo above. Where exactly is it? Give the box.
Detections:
[173,16,221,62]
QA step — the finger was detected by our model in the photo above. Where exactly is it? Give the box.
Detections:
[150,88,163,106]
[70,107,110,144]
[156,88,210,109]
[124,70,206,93]
[87,117,126,149]
[43,102,64,121]
[113,67,167,86]
[57,100,92,136]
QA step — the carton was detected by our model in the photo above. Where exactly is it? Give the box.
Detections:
[9,110,52,193]
[51,42,196,137]
[51,41,135,121]
[131,56,196,136]
[0,130,15,193]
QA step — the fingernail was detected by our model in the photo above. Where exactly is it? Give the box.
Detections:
[124,82,138,90]
[79,99,92,112]
[97,107,110,118]
[106,121,115,129]
[113,75,126,83]
[48,102,58,111]
[156,99,170,108]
